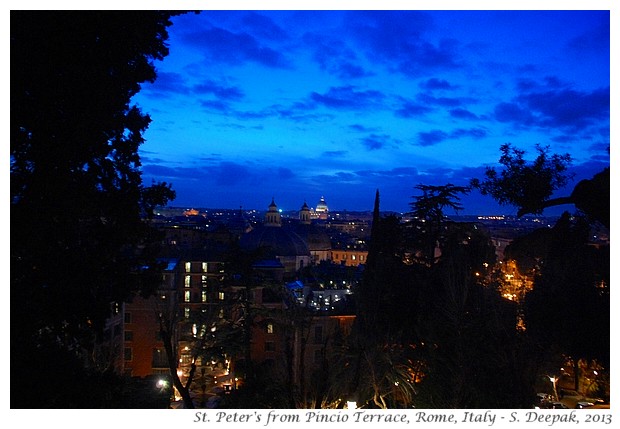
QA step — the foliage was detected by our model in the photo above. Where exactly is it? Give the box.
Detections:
[474,143,610,395]
[470,143,573,215]
[11,11,179,408]
[523,214,610,373]
[408,183,470,263]
[349,187,535,409]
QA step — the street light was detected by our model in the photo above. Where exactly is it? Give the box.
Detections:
[548,376,559,401]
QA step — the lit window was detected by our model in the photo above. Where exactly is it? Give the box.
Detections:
[185,262,191,272]
[360,255,364,261]
[219,292,225,300]
[185,276,191,287]
[351,255,356,260]
[184,308,190,319]
[202,262,208,272]
[201,291,207,302]
[267,323,274,334]
[201,275,208,287]
[184,291,191,302]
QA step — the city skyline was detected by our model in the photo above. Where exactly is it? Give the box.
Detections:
[132,7,611,214]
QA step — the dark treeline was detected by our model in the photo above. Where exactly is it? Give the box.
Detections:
[11,11,609,409]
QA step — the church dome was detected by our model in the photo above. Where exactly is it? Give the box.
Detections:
[293,223,332,251]
[316,196,329,213]
[240,226,310,257]
[239,199,310,258]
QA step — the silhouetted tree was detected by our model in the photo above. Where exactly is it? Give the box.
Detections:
[414,222,533,408]
[11,11,181,407]
[470,143,610,227]
[408,183,470,264]
[472,144,610,396]
[523,213,610,391]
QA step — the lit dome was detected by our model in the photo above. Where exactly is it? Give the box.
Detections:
[316,196,328,213]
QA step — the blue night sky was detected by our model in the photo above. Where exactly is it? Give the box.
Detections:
[132,6,611,215]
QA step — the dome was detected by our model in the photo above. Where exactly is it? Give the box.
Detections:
[240,224,310,257]
[293,223,332,251]
[316,196,329,213]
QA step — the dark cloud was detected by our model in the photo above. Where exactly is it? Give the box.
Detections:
[449,108,480,120]
[355,166,420,179]
[345,11,460,75]
[348,124,379,133]
[200,99,231,113]
[417,92,462,107]
[494,102,536,126]
[416,128,487,147]
[520,87,609,129]
[567,14,610,54]
[277,167,295,180]
[241,12,289,41]
[419,78,457,90]
[181,26,290,68]
[336,62,372,79]
[142,72,190,97]
[360,134,391,151]
[450,128,488,139]
[310,86,385,110]
[193,80,244,101]
[395,101,433,118]
[418,130,449,146]
[495,86,609,132]
[303,32,372,79]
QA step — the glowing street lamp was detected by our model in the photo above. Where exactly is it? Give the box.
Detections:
[548,376,559,401]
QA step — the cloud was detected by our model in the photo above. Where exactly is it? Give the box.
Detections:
[321,150,348,157]
[449,108,480,120]
[450,128,488,139]
[348,124,379,133]
[494,102,536,126]
[395,101,433,118]
[141,72,191,98]
[345,11,460,75]
[241,12,289,41]
[567,14,610,54]
[193,80,244,101]
[310,85,385,110]
[418,130,449,146]
[419,78,457,90]
[303,32,372,79]
[277,167,295,180]
[519,87,609,129]
[415,127,487,147]
[360,134,392,150]
[417,92,462,107]
[495,86,609,132]
[181,26,290,68]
